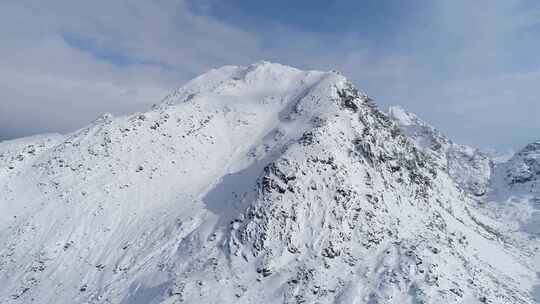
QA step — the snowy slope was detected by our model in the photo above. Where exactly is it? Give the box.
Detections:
[389,106,540,302]
[0,62,537,304]
[485,141,540,302]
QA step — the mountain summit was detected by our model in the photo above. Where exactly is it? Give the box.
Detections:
[0,62,537,303]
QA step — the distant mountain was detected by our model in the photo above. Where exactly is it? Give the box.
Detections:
[0,62,537,303]
[504,141,540,187]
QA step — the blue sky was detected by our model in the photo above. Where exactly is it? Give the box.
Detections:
[188,0,421,37]
[1,0,540,150]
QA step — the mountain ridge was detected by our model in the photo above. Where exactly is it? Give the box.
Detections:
[0,62,538,303]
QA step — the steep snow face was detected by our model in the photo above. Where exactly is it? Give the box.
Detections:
[387,106,450,164]
[487,141,540,202]
[447,145,492,197]
[505,141,540,187]
[388,106,492,197]
[481,141,540,302]
[0,134,64,230]
[388,104,540,302]
[0,62,536,304]
[485,141,540,236]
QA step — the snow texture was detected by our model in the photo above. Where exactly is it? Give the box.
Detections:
[0,62,537,304]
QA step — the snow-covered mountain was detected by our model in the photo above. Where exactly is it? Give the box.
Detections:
[388,106,493,197]
[504,141,540,187]
[0,62,538,304]
[388,105,540,302]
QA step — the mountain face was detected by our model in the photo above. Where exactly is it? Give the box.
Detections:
[0,62,537,304]
[388,107,493,197]
[505,142,540,187]
[388,106,540,301]
[484,141,540,239]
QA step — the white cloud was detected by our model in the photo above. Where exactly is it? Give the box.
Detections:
[0,0,264,139]
[0,0,539,150]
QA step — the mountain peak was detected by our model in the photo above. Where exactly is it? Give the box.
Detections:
[0,63,536,304]
[159,61,337,109]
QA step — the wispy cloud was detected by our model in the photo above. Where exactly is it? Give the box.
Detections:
[0,0,261,139]
[1,0,539,150]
